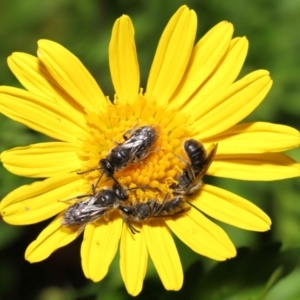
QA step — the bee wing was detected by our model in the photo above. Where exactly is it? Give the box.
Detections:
[194,143,218,182]
[63,206,112,226]
[75,207,110,236]
[65,200,111,218]
[82,205,112,213]
[147,197,191,219]
[120,139,144,149]
[148,206,191,218]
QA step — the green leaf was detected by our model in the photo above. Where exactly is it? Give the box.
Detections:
[192,243,300,300]
[263,267,300,300]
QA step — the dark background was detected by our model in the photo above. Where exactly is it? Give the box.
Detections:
[1,0,300,299]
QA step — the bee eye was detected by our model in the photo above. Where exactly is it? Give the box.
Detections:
[121,206,131,214]
[100,159,114,175]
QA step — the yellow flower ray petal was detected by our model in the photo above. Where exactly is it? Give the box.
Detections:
[146,5,197,105]
[166,208,236,261]
[37,39,107,113]
[0,173,87,225]
[210,153,300,180]
[25,213,78,263]
[0,87,88,143]
[7,53,87,123]
[120,223,148,296]
[168,21,234,109]
[200,37,249,93]
[191,70,272,139]
[194,184,271,231]
[180,37,249,114]
[1,142,82,177]
[203,122,300,154]
[143,219,183,291]
[109,15,139,104]
[81,211,122,282]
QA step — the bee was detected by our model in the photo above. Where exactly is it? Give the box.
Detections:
[79,125,159,185]
[172,139,218,195]
[61,183,129,233]
[119,194,190,234]
[62,183,158,233]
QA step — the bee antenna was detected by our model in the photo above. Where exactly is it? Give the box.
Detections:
[109,175,121,187]
[93,172,105,190]
[77,167,99,175]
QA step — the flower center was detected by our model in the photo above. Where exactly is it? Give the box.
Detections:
[78,93,194,202]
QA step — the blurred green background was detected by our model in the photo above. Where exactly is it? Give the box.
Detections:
[1,0,300,299]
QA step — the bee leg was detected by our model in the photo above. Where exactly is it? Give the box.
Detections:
[172,153,195,182]
[171,188,187,195]
[149,200,160,216]
[123,121,138,140]
[186,181,203,195]
[93,172,105,192]
[152,193,168,216]
[76,225,86,237]
[128,186,161,196]
[90,182,99,195]
[123,130,132,141]
[123,218,140,234]
[130,224,140,234]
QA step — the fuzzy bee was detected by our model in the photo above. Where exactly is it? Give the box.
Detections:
[62,183,129,233]
[62,183,158,234]
[119,194,190,234]
[172,139,218,195]
[79,125,159,186]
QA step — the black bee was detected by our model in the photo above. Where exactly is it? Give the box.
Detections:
[119,194,190,234]
[79,125,159,185]
[172,139,218,195]
[120,125,159,160]
[61,183,129,233]
[62,183,158,233]
[100,125,159,172]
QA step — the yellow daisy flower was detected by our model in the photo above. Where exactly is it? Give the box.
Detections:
[0,5,299,296]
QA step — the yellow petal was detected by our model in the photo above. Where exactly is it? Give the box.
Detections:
[198,37,249,95]
[191,70,273,139]
[25,213,78,262]
[1,142,82,177]
[0,173,87,224]
[169,21,234,109]
[166,208,236,260]
[210,153,300,180]
[37,40,107,113]
[146,5,197,105]
[0,86,88,143]
[81,211,122,282]
[181,37,249,114]
[194,184,271,231]
[202,122,300,154]
[143,219,183,291]
[109,15,139,104]
[120,223,148,296]
[7,53,87,124]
